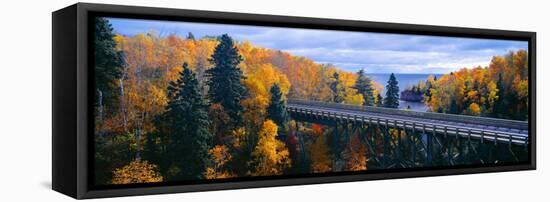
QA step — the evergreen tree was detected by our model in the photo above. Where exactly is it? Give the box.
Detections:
[187,32,195,40]
[384,73,400,108]
[94,17,124,111]
[267,84,288,130]
[330,72,345,103]
[424,80,433,103]
[206,34,247,128]
[142,132,161,167]
[448,100,459,114]
[377,94,384,107]
[162,63,212,180]
[93,17,125,184]
[353,69,375,106]
[493,73,507,118]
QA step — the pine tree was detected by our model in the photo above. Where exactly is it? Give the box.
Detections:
[162,63,212,180]
[384,73,400,108]
[206,34,247,128]
[142,132,165,173]
[267,84,288,130]
[449,100,459,114]
[377,94,384,107]
[187,32,195,40]
[424,80,433,103]
[353,69,375,106]
[93,17,125,184]
[493,73,507,118]
[330,72,345,103]
[94,17,124,111]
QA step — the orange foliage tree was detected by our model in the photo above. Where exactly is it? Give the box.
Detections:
[425,50,528,120]
[345,135,368,171]
[309,134,332,173]
[111,159,163,184]
[98,30,387,183]
[205,145,235,179]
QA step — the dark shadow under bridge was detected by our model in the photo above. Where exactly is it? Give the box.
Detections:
[286,99,529,170]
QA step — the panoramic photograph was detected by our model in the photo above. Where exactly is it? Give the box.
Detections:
[93,17,529,185]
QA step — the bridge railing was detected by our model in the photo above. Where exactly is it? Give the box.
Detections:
[288,107,528,145]
[287,99,528,131]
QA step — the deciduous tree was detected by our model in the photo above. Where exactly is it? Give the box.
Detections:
[112,160,163,184]
[309,134,332,173]
[205,145,235,179]
[249,120,291,176]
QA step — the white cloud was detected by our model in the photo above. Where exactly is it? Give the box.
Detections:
[108,17,528,74]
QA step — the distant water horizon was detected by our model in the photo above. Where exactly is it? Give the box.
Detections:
[367,73,444,92]
[367,73,444,112]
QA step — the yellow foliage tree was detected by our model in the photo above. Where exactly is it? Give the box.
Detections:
[345,135,368,171]
[344,90,364,105]
[231,127,247,150]
[241,63,291,140]
[309,134,332,173]
[424,50,528,120]
[205,145,235,179]
[249,120,291,176]
[465,103,481,116]
[111,159,163,184]
[487,81,499,111]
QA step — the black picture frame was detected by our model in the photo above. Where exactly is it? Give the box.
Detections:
[52,2,536,199]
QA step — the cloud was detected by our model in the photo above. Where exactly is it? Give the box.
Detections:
[107,17,528,74]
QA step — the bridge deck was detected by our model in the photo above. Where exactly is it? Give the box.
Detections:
[287,100,529,146]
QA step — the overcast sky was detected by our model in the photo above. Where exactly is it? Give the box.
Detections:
[107,17,528,74]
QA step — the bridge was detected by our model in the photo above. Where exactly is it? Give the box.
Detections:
[286,99,529,170]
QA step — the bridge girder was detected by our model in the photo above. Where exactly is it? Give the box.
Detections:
[287,105,528,170]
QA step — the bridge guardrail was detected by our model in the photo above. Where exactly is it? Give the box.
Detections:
[287,106,528,145]
[287,99,528,131]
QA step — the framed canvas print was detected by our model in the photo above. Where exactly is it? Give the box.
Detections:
[52,3,536,199]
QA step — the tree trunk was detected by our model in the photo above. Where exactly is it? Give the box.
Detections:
[96,88,103,121]
[119,78,128,128]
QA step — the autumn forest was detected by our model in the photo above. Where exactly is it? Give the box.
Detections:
[93,17,529,185]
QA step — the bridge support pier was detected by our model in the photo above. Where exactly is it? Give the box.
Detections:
[332,121,339,171]
[286,102,529,171]
[426,135,433,166]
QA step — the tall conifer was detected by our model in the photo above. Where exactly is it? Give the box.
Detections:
[94,17,124,109]
[353,69,375,106]
[267,84,288,130]
[330,72,345,103]
[162,63,212,180]
[206,34,247,128]
[384,73,400,108]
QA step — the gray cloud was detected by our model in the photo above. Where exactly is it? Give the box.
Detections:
[108,17,528,74]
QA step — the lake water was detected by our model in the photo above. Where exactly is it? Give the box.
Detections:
[367,73,443,112]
